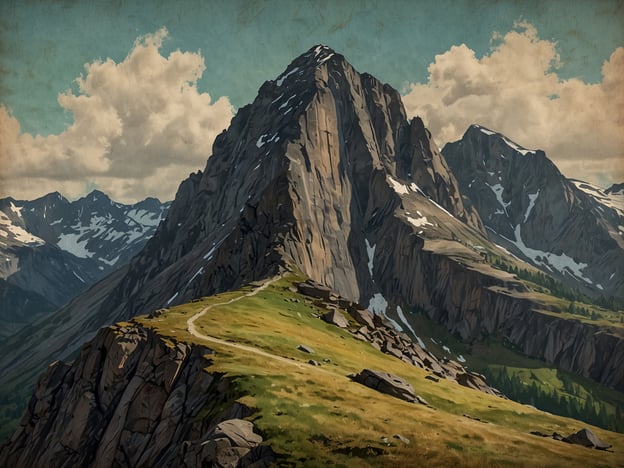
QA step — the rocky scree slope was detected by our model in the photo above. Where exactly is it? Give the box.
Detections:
[0,323,273,468]
[1,45,623,408]
[442,125,624,299]
[0,191,169,336]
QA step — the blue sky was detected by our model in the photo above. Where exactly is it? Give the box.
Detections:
[1,0,622,201]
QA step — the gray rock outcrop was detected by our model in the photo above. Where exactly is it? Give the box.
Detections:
[0,324,271,467]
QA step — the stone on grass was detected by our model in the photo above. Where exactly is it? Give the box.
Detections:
[322,309,349,328]
[564,428,611,450]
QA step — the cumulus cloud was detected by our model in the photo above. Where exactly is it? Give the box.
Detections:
[403,21,624,187]
[0,28,234,203]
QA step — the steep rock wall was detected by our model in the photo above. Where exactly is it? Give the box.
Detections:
[0,325,271,467]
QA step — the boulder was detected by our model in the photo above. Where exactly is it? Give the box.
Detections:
[297,344,315,354]
[208,419,263,448]
[352,369,418,404]
[564,428,611,450]
[322,309,349,328]
[297,281,332,301]
[393,434,410,445]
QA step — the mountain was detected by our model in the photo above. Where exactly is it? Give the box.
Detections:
[1,45,623,453]
[441,125,624,300]
[0,191,170,336]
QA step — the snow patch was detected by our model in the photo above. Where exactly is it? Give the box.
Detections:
[166,292,179,306]
[410,183,426,196]
[368,293,388,315]
[524,190,540,223]
[478,126,496,136]
[368,293,404,332]
[457,354,466,363]
[388,177,409,195]
[0,218,44,245]
[396,306,426,349]
[487,183,510,214]
[442,345,451,354]
[127,208,162,227]
[98,255,120,266]
[407,216,433,228]
[501,135,534,155]
[504,224,592,284]
[279,94,297,110]
[365,238,376,277]
[57,232,93,258]
[9,202,23,218]
[186,267,205,287]
[276,67,299,86]
[72,271,85,283]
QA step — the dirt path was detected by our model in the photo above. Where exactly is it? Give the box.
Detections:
[186,277,336,374]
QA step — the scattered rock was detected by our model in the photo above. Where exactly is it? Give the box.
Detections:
[530,431,551,437]
[193,419,268,467]
[425,375,439,383]
[564,428,612,450]
[350,307,375,329]
[393,434,410,445]
[308,360,321,366]
[297,344,315,354]
[322,309,349,328]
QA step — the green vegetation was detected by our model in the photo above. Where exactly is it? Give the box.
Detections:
[485,251,624,314]
[484,366,624,433]
[133,275,624,466]
[405,306,624,434]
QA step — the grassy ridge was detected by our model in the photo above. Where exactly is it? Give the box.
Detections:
[136,275,624,466]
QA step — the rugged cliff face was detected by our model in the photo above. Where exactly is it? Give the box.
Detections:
[106,45,485,317]
[0,324,273,467]
[442,125,624,299]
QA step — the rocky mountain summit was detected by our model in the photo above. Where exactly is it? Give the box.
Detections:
[0,191,169,336]
[442,125,624,299]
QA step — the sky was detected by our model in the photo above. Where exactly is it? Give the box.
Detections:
[0,0,622,203]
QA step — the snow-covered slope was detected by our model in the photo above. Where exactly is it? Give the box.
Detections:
[443,125,624,298]
[0,191,170,336]
[571,180,624,218]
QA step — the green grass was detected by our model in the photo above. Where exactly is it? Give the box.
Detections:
[134,274,624,466]
[399,306,624,432]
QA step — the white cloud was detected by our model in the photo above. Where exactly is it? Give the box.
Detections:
[0,28,234,203]
[402,21,624,187]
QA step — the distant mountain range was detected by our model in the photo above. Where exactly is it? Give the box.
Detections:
[0,190,170,336]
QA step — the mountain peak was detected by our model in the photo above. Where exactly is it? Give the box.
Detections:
[271,44,342,89]
[463,124,538,157]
